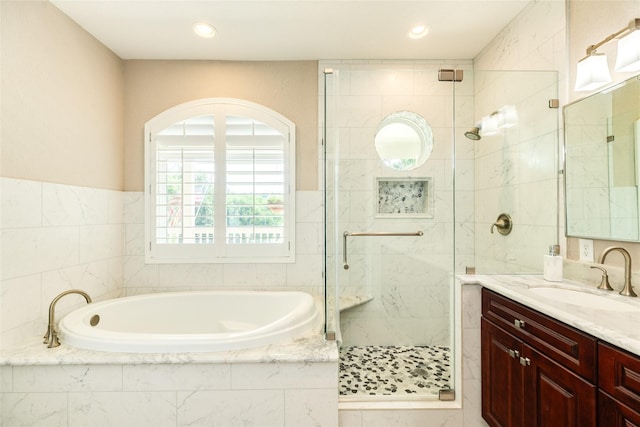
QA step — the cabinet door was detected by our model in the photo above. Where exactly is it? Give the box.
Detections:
[599,390,640,426]
[599,342,640,411]
[522,345,596,427]
[482,318,523,427]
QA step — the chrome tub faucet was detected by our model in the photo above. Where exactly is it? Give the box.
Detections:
[43,289,92,348]
[598,247,637,297]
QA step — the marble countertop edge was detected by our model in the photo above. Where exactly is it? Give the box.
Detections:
[1,334,339,366]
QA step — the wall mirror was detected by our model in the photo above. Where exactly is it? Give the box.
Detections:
[374,111,433,171]
[564,75,640,241]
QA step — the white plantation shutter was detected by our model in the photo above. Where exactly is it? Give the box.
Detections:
[224,115,287,257]
[154,139,215,244]
[145,99,295,263]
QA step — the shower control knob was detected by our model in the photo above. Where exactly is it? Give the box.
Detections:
[490,213,513,235]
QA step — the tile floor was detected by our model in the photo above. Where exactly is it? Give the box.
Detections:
[339,345,451,396]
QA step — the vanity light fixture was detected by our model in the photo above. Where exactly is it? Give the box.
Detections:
[193,22,216,38]
[615,21,640,72]
[408,25,429,39]
[575,52,612,92]
[575,18,640,91]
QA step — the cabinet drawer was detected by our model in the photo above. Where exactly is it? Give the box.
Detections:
[482,288,597,382]
[599,342,640,411]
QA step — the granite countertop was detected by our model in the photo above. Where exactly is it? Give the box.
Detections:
[460,274,640,356]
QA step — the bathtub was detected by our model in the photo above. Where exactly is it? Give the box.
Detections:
[58,290,320,353]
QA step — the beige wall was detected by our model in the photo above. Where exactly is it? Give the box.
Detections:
[1,1,124,190]
[566,0,640,266]
[123,60,318,191]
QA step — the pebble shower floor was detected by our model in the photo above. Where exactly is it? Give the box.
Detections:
[339,345,451,396]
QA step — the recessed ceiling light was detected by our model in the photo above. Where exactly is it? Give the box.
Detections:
[193,22,216,39]
[408,25,429,40]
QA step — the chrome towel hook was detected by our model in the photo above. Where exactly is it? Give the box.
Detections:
[491,213,513,235]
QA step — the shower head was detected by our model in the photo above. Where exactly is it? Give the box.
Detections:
[464,126,481,141]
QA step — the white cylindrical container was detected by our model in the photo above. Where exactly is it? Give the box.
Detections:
[543,244,563,282]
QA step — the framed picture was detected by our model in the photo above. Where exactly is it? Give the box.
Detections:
[376,177,433,218]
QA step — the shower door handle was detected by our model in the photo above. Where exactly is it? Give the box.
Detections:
[342,230,423,270]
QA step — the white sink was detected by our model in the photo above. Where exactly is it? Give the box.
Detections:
[528,287,637,312]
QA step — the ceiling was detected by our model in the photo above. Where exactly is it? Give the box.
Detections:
[50,0,532,61]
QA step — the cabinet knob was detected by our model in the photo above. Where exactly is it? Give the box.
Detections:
[519,357,531,366]
[509,349,520,358]
[514,319,526,328]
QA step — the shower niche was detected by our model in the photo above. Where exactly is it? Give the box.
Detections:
[376,178,433,218]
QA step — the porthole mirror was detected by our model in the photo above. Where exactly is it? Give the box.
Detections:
[374,111,433,171]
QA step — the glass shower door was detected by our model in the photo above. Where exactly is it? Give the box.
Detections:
[323,63,458,401]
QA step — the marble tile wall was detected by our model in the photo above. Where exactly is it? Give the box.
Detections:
[1,360,338,426]
[472,0,566,274]
[472,70,560,273]
[1,177,124,351]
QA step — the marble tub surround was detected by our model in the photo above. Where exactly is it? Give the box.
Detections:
[1,335,339,427]
[458,274,640,355]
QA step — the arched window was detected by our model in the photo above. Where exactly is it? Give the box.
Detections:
[145,98,295,263]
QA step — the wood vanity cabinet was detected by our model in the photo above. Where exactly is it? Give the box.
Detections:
[481,288,598,427]
[598,342,640,425]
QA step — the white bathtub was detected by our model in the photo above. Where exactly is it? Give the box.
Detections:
[58,290,320,353]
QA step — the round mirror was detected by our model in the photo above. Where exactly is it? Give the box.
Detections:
[374,111,433,171]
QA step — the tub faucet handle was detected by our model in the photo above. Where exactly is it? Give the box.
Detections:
[590,265,613,291]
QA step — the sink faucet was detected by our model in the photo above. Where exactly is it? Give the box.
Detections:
[43,289,92,348]
[598,247,637,297]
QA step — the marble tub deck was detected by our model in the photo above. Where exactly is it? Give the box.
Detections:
[1,333,337,366]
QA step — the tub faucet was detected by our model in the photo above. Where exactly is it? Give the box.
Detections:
[43,289,92,348]
[598,247,637,297]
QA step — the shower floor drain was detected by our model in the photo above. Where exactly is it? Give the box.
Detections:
[339,345,451,396]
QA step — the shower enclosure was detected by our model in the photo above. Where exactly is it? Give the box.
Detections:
[321,64,559,402]
[322,63,463,401]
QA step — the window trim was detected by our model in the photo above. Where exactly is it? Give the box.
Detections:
[144,98,296,264]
